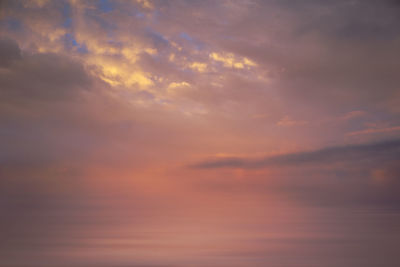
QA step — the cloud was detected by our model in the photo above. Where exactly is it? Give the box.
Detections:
[191,138,400,169]
[0,52,90,102]
[347,125,400,136]
[191,138,400,210]
[277,115,308,126]
[0,38,21,67]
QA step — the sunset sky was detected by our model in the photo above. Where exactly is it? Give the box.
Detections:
[1,1,400,266]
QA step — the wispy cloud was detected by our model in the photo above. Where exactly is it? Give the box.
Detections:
[347,126,400,136]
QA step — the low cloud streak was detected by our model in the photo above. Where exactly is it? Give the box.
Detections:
[192,139,400,169]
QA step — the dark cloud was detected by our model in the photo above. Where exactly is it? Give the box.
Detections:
[0,39,100,167]
[192,139,400,210]
[0,38,21,67]
[0,52,91,101]
[192,138,400,169]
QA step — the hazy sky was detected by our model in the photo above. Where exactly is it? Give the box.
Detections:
[1,1,400,266]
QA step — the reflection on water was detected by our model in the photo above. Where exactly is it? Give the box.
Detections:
[2,177,400,267]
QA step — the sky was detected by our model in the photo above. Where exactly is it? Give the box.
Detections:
[1,0,400,266]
